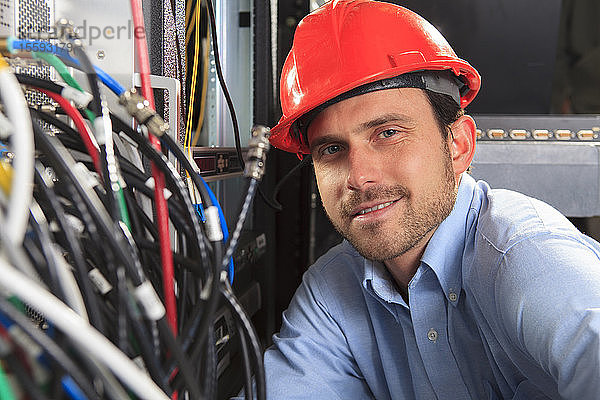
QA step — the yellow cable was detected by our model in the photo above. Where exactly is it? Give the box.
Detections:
[0,161,12,195]
[185,0,202,202]
[0,55,9,70]
[191,5,210,147]
[185,0,195,35]
[185,1,197,47]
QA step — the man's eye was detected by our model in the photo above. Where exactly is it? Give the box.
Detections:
[322,144,341,155]
[378,129,399,139]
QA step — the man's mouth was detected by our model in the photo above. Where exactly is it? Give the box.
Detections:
[355,200,398,216]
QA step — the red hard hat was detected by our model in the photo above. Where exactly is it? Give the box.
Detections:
[269,0,481,156]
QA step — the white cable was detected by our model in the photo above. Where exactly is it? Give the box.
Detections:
[0,257,170,400]
[0,69,34,246]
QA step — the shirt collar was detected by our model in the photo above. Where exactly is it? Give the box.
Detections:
[420,173,478,305]
[363,257,407,306]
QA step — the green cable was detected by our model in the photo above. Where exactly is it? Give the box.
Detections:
[6,296,25,315]
[117,187,132,230]
[0,362,16,400]
[33,52,133,232]
[32,52,96,123]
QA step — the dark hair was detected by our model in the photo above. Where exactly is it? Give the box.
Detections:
[424,90,464,139]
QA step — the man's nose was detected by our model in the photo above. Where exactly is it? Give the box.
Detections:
[346,146,383,190]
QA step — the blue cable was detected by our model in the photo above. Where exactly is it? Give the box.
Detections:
[61,376,88,400]
[199,174,234,284]
[58,53,126,96]
[8,37,126,96]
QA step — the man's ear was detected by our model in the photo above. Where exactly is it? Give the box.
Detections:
[449,115,476,176]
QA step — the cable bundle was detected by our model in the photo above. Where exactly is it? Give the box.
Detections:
[0,7,267,400]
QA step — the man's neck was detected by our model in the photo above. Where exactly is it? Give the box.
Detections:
[383,229,435,304]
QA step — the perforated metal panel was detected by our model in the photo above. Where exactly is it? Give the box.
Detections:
[5,1,55,119]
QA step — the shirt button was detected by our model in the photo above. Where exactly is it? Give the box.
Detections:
[427,328,438,342]
[449,291,458,302]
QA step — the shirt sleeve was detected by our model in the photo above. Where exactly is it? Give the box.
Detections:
[263,266,374,400]
[494,233,600,399]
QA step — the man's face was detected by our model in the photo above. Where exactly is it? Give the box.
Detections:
[307,88,458,261]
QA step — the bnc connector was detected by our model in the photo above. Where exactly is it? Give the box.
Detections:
[244,125,270,181]
[119,88,169,137]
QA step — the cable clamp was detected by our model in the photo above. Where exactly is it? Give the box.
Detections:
[134,281,166,321]
[88,268,113,295]
[61,86,93,109]
[205,206,224,242]
[73,162,99,190]
[144,177,172,200]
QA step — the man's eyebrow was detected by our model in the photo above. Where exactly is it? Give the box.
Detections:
[309,134,340,153]
[358,113,415,131]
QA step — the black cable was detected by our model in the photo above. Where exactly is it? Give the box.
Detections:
[156,318,203,399]
[34,122,145,286]
[33,164,106,335]
[272,155,312,210]
[221,281,266,400]
[237,322,254,400]
[27,206,68,304]
[110,116,223,394]
[258,184,283,211]
[72,46,102,118]
[44,171,169,395]
[15,73,65,93]
[181,180,259,383]
[111,116,210,273]
[205,0,245,169]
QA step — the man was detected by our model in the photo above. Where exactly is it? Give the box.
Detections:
[265,1,600,399]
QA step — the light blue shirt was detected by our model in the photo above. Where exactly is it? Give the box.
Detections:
[263,173,600,399]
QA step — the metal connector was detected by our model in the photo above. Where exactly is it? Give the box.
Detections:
[119,88,169,137]
[244,125,270,181]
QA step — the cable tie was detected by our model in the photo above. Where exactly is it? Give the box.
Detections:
[61,86,93,109]
[88,268,113,295]
[144,176,172,199]
[205,206,224,242]
[134,281,166,321]
[92,117,107,146]
[73,162,99,190]
[144,176,155,190]
[65,214,85,236]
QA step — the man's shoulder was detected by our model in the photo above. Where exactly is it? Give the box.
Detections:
[475,183,580,252]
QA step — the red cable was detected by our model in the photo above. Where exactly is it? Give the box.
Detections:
[38,89,102,176]
[130,0,178,336]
